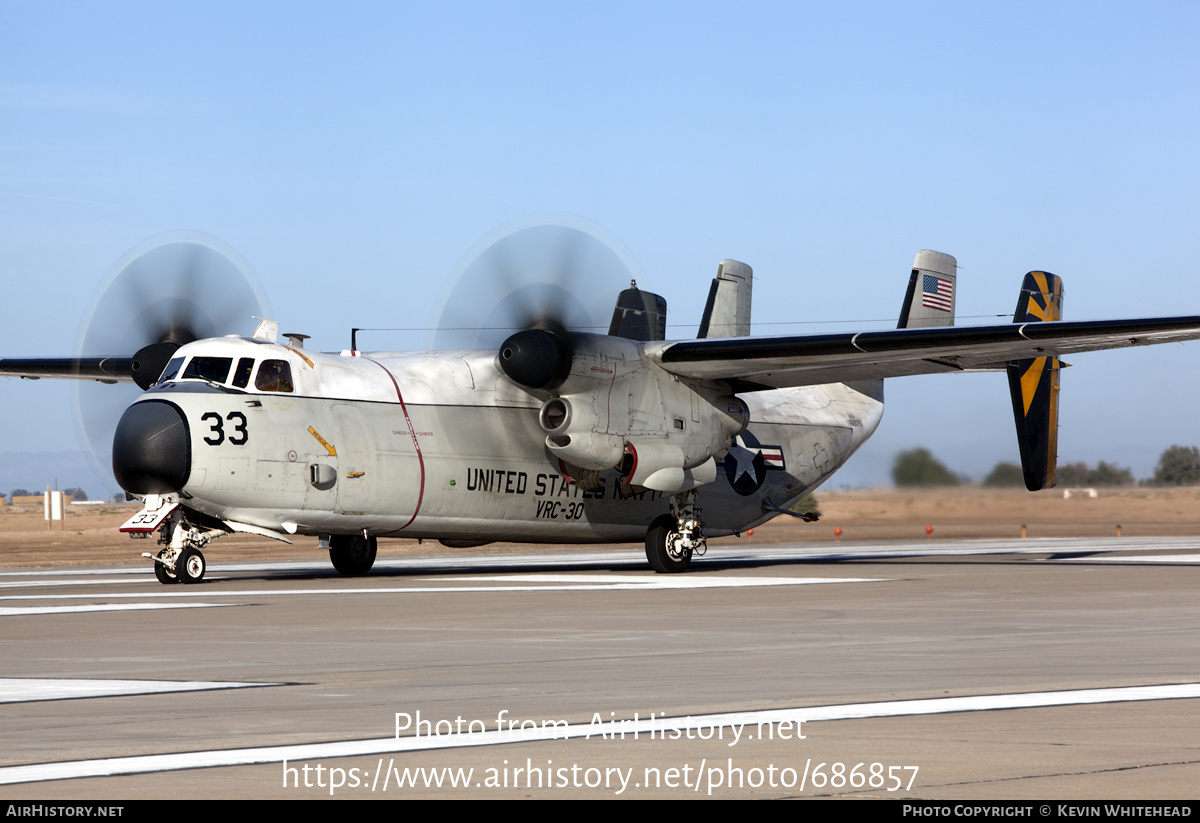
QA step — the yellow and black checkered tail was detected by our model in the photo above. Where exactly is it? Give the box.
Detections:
[1006,271,1065,490]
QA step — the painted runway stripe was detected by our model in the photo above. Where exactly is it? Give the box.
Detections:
[0,603,235,617]
[2,683,1197,785]
[0,578,157,589]
[1081,553,1200,564]
[0,678,277,705]
[0,567,150,578]
[0,575,884,603]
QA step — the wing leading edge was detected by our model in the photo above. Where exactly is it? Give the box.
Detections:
[0,356,135,383]
[647,315,1200,391]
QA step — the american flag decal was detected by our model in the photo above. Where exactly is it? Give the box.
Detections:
[921,274,953,312]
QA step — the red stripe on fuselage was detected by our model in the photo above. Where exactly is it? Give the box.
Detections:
[363,357,425,530]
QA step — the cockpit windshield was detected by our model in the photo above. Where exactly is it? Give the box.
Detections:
[157,356,185,385]
[181,356,232,384]
[157,353,296,393]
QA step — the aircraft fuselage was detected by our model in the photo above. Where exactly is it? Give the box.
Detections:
[115,336,883,545]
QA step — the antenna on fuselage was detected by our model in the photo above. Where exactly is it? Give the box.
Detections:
[251,317,279,342]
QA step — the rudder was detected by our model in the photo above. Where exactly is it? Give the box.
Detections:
[1006,271,1065,490]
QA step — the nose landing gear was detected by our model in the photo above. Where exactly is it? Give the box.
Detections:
[145,508,212,584]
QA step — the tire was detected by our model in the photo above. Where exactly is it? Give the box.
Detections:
[177,547,206,584]
[645,514,692,574]
[329,534,377,576]
[154,559,178,585]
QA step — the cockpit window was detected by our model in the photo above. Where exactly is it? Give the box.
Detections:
[231,357,255,389]
[181,356,233,384]
[255,359,294,393]
[157,356,185,385]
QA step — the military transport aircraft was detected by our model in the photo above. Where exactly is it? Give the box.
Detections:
[3,229,1199,584]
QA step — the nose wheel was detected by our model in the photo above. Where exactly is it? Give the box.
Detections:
[150,546,205,584]
[178,547,206,583]
[146,510,212,584]
[153,553,178,584]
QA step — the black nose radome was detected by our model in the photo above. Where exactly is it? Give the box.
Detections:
[112,401,191,494]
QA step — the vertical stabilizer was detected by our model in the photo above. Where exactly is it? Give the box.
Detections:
[697,259,752,338]
[1006,271,1065,490]
[897,250,957,329]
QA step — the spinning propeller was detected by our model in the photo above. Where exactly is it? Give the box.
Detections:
[430,217,641,378]
[73,232,270,484]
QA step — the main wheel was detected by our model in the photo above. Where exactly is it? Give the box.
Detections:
[177,547,206,584]
[329,534,377,576]
[154,558,178,584]
[645,514,692,574]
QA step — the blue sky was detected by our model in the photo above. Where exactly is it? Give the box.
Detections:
[2,1,1198,498]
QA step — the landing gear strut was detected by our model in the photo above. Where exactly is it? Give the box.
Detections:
[644,491,706,574]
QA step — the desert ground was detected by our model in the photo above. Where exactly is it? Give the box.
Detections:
[3,485,1198,569]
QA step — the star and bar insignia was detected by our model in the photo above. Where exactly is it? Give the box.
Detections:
[722,431,785,496]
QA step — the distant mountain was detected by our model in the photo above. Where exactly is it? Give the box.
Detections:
[0,452,121,502]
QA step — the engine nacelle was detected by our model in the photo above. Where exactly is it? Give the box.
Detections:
[509,332,755,493]
[539,396,625,470]
[622,439,720,492]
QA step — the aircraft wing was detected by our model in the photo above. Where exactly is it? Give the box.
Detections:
[646,316,1200,391]
[0,356,135,383]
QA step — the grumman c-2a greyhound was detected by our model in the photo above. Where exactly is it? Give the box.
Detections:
[3,230,1199,584]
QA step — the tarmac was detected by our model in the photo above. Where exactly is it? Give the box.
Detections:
[1,537,1199,799]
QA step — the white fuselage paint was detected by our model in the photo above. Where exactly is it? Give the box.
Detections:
[135,337,883,543]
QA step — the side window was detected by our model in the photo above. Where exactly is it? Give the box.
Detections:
[255,359,294,393]
[232,357,255,388]
[157,356,185,385]
[182,356,232,384]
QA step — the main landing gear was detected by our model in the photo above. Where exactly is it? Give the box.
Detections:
[644,491,706,574]
[327,532,377,576]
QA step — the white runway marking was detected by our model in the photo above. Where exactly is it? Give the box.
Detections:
[0,567,150,578]
[1,683,1197,785]
[746,537,1200,560]
[0,578,156,589]
[422,573,884,588]
[0,575,884,603]
[0,678,276,705]
[0,603,234,616]
[1080,553,1200,564]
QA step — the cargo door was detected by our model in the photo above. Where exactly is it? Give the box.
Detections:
[333,404,378,515]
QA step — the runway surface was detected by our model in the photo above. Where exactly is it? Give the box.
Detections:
[2,536,1199,799]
